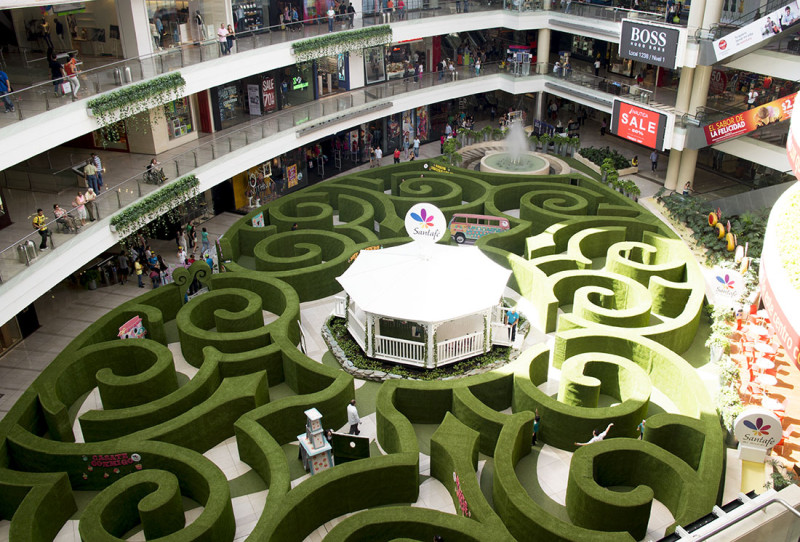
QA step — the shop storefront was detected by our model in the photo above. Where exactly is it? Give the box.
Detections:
[315,54,349,97]
[0,188,10,230]
[165,97,194,140]
[233,1,268,31]
[280,64,315,108]
[211,82,245,131]
[364,40,429,85]
[146,0,228,44]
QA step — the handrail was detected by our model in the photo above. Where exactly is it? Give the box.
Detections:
[686,493,800,540]
[0,0,684,125]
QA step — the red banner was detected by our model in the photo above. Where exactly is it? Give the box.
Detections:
[704,92,796,145]
[262,77,277,113]
[613,101,664,149]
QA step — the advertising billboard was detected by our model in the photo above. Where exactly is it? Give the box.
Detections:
[619,20,682,69]
[704,92,796,145]
[713,1,800,61]
[788,94,800,181]
[610,100,671,150]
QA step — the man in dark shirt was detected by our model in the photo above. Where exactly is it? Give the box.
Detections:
[48,53,64,97]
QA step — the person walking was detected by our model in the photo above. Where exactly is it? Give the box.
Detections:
[347,399,361,435]
[0,70,14,113]
[33,209,48,250]
[507,308,519,341]
[90,153,104,191]
[64,53,80,98]
[48,52,65,97]
[201,227,210,254]
[217,23,229,55]
[226,24,235,54]
[532,409,541,446]
[117,251,129,285]
[84,160,99,193]
[650,150,658,172]
[594,57,601,76]
[574,423,614,446]
[134,258,145,288]
[374,146,382,166]
[393,147,401,164]
[413,136,420,157]
[327,3,336,32]
[600,118,607,136]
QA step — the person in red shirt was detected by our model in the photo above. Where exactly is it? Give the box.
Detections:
[393,148,401,164]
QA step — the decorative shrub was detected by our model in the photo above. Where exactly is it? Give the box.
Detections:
[292,26,392,62]
[110,174,199,238]
[579,146,631,169]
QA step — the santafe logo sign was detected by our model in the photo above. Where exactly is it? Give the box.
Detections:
[611,100,668,150]
[620,20,681,69]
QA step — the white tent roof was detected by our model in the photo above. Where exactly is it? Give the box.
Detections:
[337,243,511,323]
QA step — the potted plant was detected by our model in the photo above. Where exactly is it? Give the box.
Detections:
[81,269,101,290]
[538,134,552,153]
[627,182,641,202]
[528,134,539,151]
[568,136,580,156]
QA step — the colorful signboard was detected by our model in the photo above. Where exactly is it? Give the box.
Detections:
[610,100,670,150]
[262,76,277,113]
[788,94,800,181]
[118,316,146,339]
[704,92,796,145]
[734,408,783,449]
[287,164,298,188]
[708,69,729,96]
[619,20,682,69]
[252,212,265,228]
[404,203,446,243]
[713,1,800,61]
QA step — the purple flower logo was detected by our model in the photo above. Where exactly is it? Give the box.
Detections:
[410,208,434,229]
[716,274,735,289]
[743,417,771,437]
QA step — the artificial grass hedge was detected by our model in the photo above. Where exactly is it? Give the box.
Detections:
[0,162,724,541]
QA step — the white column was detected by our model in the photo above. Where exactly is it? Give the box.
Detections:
[537,29,551,75]
[116,0,154,58]
[664,148,682,191]
[427,323,436,368]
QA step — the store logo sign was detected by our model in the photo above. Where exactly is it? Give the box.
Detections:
[734,408,782,449]
[620,20,681,69]
[404,203,446,243]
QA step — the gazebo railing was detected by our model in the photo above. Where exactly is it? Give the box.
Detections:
[375,336,425,366]
[348,310,367,350]
[333,296,346,318]
[492,323,513,347]
[438,331,484,365]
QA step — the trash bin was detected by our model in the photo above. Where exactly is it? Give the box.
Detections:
[17,244,28,264]
[113,68,122,86]
[24,241,37,262]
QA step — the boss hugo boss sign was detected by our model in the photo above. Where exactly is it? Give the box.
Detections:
[619,20,681,69]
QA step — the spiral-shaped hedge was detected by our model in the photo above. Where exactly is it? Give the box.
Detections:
[0,161,722,542]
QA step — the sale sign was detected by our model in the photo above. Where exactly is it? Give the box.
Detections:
[708,69,729,95]
[704,92,796,145]
[610,100,668,149]
[262,76,277,113]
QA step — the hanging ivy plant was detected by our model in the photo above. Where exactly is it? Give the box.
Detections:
[292,25,392,63]
[87,72,187,143]
[110,174,199,238]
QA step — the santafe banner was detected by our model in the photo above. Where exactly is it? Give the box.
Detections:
[619,20,682,69]
[705,92,796,145]
[789,94,800,181]
[713,1,800,61]
[610,100,671,150]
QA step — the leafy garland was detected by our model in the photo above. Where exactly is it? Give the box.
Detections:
[292,26,392,63]
[110,174,199,238]
[87,72,187,142]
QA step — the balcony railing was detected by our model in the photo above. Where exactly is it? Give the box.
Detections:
[437,330,484,364]
[0,1,682,129]
[375,335,426,365]
[0,59,676,286]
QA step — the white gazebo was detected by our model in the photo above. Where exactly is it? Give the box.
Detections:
[333,242,514,368]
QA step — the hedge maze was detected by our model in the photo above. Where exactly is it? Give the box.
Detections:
[0,161,724,541]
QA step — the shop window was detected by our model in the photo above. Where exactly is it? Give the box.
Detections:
[165,97,194,140]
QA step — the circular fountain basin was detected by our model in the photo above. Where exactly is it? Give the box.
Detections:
[480,152,551,176]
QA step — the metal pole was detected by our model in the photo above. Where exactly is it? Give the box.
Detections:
[193,151,198,167]
[48,230,56,249]
[116,190,121,208]
[180,47,186,67]
[138,180,143,197]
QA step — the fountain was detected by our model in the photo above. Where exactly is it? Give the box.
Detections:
[479,121,551,176]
